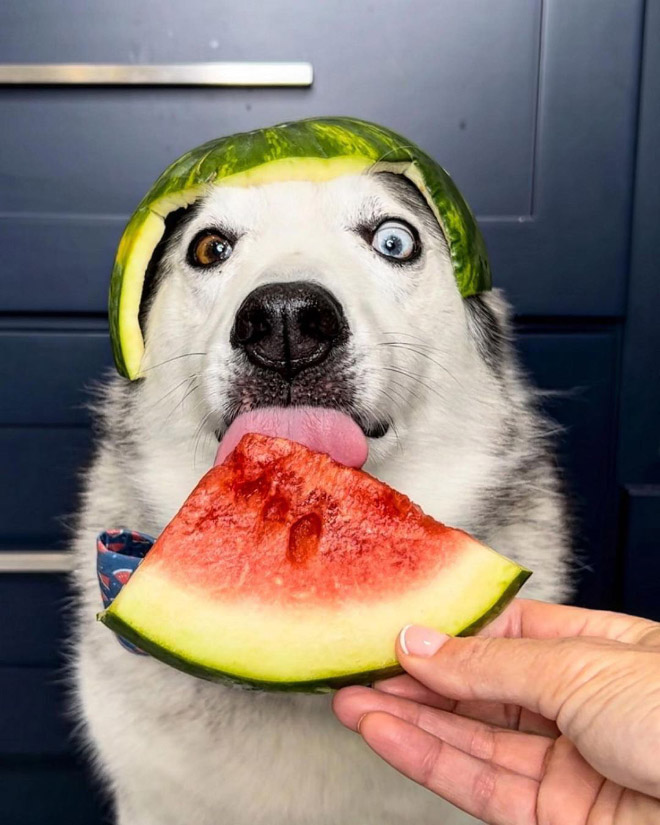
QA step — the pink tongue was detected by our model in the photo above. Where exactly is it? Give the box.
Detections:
[214,407,368,468]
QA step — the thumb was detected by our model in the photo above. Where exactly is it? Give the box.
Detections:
[397,624,622,725]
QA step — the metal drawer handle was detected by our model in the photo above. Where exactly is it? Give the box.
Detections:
[0,552,74,574]
[0,62,313,87]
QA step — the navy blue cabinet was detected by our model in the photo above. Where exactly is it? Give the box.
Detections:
[1,1,658,822]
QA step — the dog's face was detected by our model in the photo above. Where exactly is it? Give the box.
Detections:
[136,171,504,524]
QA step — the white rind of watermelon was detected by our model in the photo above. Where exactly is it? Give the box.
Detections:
[102,538,528,690]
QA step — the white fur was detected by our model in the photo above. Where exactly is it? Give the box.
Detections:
[72,174,570,824]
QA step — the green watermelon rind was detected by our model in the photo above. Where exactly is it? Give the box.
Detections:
[109,116,492,379]
[99,567,530,693]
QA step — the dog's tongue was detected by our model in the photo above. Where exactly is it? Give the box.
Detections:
[214,407,368,468]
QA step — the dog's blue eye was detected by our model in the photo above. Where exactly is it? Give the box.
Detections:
[372,221,417,261]
[189,231,233,268]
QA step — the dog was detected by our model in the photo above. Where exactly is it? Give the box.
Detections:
[72,167,571,824]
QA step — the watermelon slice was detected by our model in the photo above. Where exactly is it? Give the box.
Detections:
[99,435,530,692]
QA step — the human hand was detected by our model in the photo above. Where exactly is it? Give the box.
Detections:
[333,599,660,824]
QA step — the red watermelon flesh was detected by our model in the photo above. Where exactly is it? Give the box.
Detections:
[152,434,456,605]
[100,434,531,690]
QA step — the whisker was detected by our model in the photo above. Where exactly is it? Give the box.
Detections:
[370,340,465,391]
[377,394,404,453]
[388,375,423,406]
[377,341,443,356]
[379,330,451,344]
[192,410,216,469]
[362,332,447,354]
[374,374,409,407]
[140,352,207,373]
[388,418,403,453]
[164,378,200,424]
[381,365,453,403]
[376,342,463,383]
[148,374,200,412]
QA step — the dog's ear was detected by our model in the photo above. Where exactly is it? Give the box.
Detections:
[463,289,512,374]
[138,203,198,336]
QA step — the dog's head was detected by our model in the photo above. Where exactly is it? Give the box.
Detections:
[137,170,504,478]
[111,121,513,525]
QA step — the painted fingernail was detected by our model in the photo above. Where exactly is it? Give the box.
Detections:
[399,625,449,657]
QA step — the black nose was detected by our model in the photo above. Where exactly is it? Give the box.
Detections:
[230,281,348,380]
[230,282,348,379]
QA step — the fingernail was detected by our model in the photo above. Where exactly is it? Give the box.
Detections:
[399,625,449,657]
[356,713,367,733]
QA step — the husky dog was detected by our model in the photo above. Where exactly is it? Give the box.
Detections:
[73,170,571,825]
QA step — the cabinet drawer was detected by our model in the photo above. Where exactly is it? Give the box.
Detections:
[0,428,92,550]
[0,668,72,757]
[0,328,111,425]
[0,575,70,666]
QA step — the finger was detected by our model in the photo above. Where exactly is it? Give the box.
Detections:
[396,627,623,724]
[358,711,538,825]
[480,599,660,646]
[372,674,457,711]
[373,674,558,737]
[517,707,559,738]
[333,686,552,780]
[450,700,559,739]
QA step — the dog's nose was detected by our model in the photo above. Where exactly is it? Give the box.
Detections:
[230,282,348,379]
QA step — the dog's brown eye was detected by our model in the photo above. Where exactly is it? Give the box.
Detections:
[189,231,233,268]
